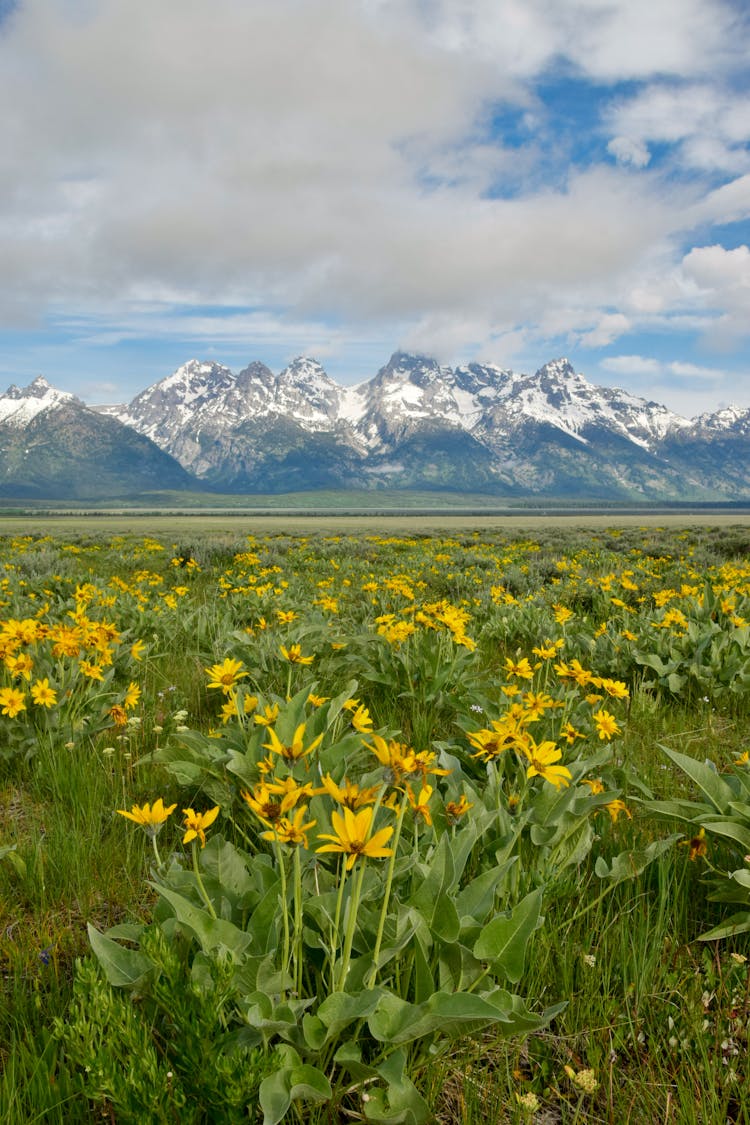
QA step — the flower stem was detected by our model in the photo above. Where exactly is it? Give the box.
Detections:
[150,832,163,871]
[292,845,303,995]
[366,791,407,989]
[275,840,291,984]
[191,841,217,920]
[337,858,366,991]
[329,856,347,990]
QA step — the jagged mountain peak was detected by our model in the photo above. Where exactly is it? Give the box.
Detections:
[0,376,77,427]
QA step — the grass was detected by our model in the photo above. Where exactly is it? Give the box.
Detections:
[0,521,748,1122]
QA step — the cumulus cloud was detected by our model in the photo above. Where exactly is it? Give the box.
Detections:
[0,0,747,411]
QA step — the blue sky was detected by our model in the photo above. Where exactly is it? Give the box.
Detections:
[0,0,749,417]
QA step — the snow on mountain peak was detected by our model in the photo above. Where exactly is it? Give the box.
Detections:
[0,376,75,427]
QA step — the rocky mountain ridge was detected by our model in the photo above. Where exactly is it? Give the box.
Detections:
[3,356,749,500]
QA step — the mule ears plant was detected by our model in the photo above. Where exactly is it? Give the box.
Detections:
[644,745,750,939]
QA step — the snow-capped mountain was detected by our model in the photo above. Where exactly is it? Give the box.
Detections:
[6,353,749,500]
[99,351,750,499]
[0,375,79,426]
[0,377,194,499]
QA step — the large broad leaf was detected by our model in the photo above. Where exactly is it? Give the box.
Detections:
[363,1048,431,1124]
[259,1062,331,1125]
[700,818,750,852]
[660,746,736,813]
[367,987,551,1045]
[317,989,384,1038]
[200,835,255,905]
[152,883,253,959]
[456,859,516,924]
[698,911,750,941]
[472,888,543,983]
[87,924,152,988]
[594,835,680,882]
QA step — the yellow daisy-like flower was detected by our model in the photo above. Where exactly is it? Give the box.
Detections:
[241,782,301,826]
[130,639,146,661]
[523,740,572,789]
[30,677,57,709]
[260,806,317,848]
[124,681,141,710]
[445,793,473,823]
[254,703,280,727]
[316,806,394,870]
[79,660,104,682]
[350,704,374,733]
[117,798,176,839]
[279,643,315,665]
[264,722,324,763]
[0,686,26,718]
[319,773,380,810]
[205,657,248,694]
[182,806,220,848]
[593,709,621,741]
[680,826,708,861]
[605,799,632,823]
[406,783,433,826]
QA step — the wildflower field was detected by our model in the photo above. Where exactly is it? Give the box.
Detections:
[1,519,749,1123]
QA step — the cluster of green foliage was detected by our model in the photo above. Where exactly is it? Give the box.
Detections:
[0,520,748,1123]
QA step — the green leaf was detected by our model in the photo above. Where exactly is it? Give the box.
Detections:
[259,1063,331,1125]
[87,923,152,988]
[700,818,750,852]
[698,912,750,941]
[594,835,681,882]
[660,746,736,813]
[367,987,551,1046]
[317,989,384,1038]
[363,1048,431,1123]
[455,859,516,924]
[472,888,543,983]
[152,883,253,959]
[200,835,255,904]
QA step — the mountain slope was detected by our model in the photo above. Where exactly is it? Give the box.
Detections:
[0,377,197,499]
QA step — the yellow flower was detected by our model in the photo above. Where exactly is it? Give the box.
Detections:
[242,783,302,826]
[581,777,605,795]
[182,806,220,848]
[130,639,146,661]
[605,799,632,823]
[30,677,57,709]
[260,805,317,848]
[264,722,324,763]
[681,827,708,861]
[276,610,298,624]
[79,660,104,682]
[124,681,141,710]
[316,806,394,870]
[117,797,176,838]
[205,657,248,694]
[254,703,280,727]
[593,709,621,741]
[523,740,572,789]
[0,687,26,717]
[280,643,315,665]
[350,704,373,733]
[406,783,433,825]
[109,704,128,727]
[307,693,330,707]
[367,733,417,782]
[319,773,380,809]
[445,794,473,822]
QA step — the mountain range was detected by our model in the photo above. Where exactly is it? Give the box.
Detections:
[1,352,748,500]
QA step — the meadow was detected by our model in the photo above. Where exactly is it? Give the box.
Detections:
[1,518,749,1123]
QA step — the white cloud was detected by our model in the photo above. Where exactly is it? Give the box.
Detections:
[578,312,631,347]
[0,0,747,407]
[607,136,651,168]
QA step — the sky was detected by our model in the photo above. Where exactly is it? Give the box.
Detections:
[0,0,749,418]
